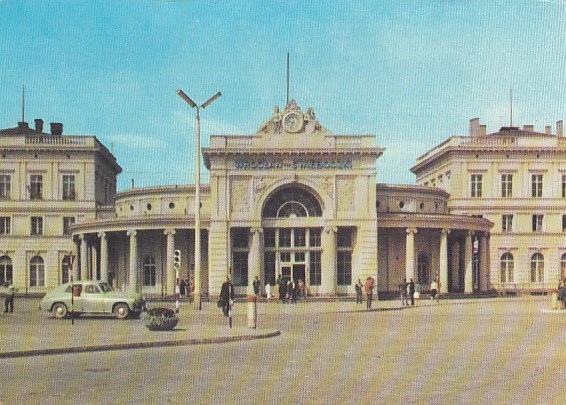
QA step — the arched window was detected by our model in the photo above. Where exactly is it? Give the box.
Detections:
[417,253,429,285]
[500,253,514,283]
[530,253,544,283]
[143,255,156,286]
[30,256,45,287]
[0,255,13,284]
[262,186,322,218]
[61,256,71,284]
[561,253,566,281]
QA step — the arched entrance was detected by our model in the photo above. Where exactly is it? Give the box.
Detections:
[261,185,324,289]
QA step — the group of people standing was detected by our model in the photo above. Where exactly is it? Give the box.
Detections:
[268,275,306,303]
[355,277,376,309]
[400,278,439,306]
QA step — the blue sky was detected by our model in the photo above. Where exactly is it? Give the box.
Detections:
[1,0,566,190]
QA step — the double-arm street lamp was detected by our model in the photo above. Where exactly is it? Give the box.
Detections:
[177,89,221,310]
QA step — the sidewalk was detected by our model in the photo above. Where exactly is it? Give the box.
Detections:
[0,295,551,359]
[0,298,279,359]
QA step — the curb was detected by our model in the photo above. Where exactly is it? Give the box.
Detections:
[0,329,281,359]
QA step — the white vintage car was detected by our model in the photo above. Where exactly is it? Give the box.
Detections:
[39,281,146,319]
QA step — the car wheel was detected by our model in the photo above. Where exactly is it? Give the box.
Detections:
[114,303,130,319]
[52,303,68,318]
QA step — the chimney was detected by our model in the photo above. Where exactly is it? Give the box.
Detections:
[545,125,551,135]
[50,122,63,135]
[17,121,29,128]
[523,124,534,132]
[479,125,487,136]
[34,119,44,133]
[557,120,563,137]
[470,117,480,136]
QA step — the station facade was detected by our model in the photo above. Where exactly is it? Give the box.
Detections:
[1,101,493,298]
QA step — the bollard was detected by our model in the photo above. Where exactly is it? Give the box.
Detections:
[247,295,257,329]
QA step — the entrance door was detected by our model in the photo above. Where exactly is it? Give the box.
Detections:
[293,264,305,282]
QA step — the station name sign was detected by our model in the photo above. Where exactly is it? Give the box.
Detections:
[234,160,352,170]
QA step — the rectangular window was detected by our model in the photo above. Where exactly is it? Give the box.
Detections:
[231,228,249,286]
[309,251,321,286]
[263,229,276,248]
[0,217,10,234]
[502,215,513,232]
[563,215,566,232]
[337,228,354,286]
[31,216,43,235]
[30,175,43,200]
[279,229,291,247]
[294,229,306,247]
[531,174,543,198]
[532,215,543,232]
[471,174,483,198]
[563,175,566,199]
[337,251,352,285]
[62,175,76,200]
[264,252,276,286]
[232,252,248,287]
[309,228,321,247]
[63,217,75,235]
[501,174,513,198]
[231,228,249,249]
[0,175,11,200]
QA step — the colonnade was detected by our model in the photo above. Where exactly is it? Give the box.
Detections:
[72,228,180,294]
[403,227,490,293]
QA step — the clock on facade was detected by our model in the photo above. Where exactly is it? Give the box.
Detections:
[283,112,304,133]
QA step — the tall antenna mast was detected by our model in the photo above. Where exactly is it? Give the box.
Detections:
[21,85,25,122]
[286,52,290,105]
[510,88,513,127]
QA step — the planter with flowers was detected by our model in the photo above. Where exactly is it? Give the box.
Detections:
[142,307,179,331]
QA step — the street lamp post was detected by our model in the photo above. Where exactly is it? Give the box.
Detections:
[177,89,221,311]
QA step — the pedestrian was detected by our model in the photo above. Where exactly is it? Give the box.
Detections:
[219,277,234,317]
[179,278,187,297]
[273,281,280,302]
[355,279,363,304]
[364,277,375,309]
[400,278,408,306]
[253,276,261,298]
[279,277,287,304]
[414,281,421,304]
[430,279,438,302]
[4,281,16,313]
[265,282,271,300]
[290,279,298,303]
[408,278,415,306]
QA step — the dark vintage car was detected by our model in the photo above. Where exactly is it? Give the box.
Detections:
[39,281,146,319]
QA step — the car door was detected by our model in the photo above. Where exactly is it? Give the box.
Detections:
[81,283,102,313]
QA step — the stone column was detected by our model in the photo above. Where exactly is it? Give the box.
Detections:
[479,233,488,291]
[439,229,450,294]
[405,228,417,281]
[464,231,474,293]
[322,226,337,295]
[248,228,263,293]
[99,232,108,283]
[80,234,88,281]
[128,229,138,293]
[164,229,176,296]
[73,239,80,282]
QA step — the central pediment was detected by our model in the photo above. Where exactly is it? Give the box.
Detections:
[257,100,329,136]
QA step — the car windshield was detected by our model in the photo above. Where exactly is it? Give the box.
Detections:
[99,282,113,293]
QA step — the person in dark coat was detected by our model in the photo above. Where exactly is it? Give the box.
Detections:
[220,278,234,317]
[408,278,415,306]
[279,277,287,303]
[179,279,187,297]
